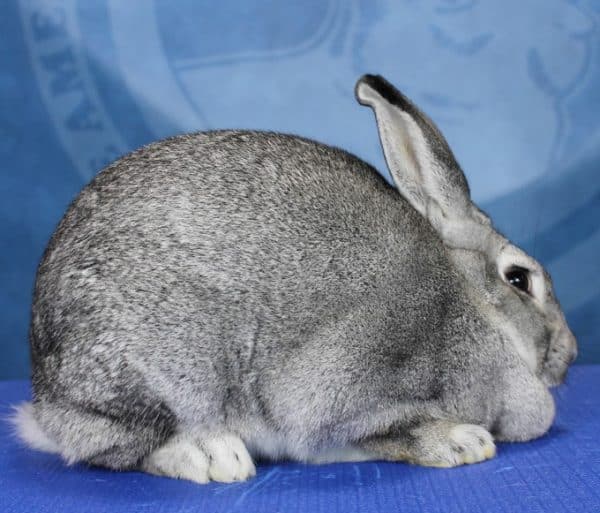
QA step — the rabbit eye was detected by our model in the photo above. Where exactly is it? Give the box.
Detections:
[505,266,530,294]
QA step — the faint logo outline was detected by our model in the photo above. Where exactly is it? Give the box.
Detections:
[19,0,128,180]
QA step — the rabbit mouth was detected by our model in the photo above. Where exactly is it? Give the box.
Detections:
[540,327,577,387]
[541,363,569,387]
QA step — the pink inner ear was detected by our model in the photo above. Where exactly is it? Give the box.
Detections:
[356,74,475,238]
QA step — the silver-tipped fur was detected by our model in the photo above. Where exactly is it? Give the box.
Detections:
[15,75,576,483]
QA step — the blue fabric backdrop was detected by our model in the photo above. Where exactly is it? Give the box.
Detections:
[1,0,599,378]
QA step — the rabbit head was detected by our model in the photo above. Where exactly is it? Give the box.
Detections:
[356,74,577,386]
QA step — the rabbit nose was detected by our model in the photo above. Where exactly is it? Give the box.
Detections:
[568,343,578,365]
[565,329,578,364]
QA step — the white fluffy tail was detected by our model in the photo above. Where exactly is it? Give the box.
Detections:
[9,402,61,454]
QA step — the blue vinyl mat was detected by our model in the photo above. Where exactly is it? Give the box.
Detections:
[1,366,599,513]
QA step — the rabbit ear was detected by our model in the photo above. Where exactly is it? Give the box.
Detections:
[356,74,487,249]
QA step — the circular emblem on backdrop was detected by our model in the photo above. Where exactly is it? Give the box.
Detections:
[17,0,600,331]
[19,0,596,201]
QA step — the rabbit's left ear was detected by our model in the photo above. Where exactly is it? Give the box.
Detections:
[356,74,490,250]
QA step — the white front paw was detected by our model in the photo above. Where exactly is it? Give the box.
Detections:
[422,424,496,467]
[447,424,496,465]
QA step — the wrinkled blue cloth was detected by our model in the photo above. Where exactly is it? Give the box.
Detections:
[1,366,599,512]
[1,0,599,378]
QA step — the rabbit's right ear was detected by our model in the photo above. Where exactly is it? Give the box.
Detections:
[356,74,490,250]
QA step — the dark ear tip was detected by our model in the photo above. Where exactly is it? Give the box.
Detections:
[357,74,381,85]
[355,74,383,104]
[355,74,412,111]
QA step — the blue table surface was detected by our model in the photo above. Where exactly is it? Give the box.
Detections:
[1,367,599,513]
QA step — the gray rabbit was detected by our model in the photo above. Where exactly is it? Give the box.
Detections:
[12,75,577,483]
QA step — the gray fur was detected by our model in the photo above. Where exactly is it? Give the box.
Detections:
[13,75,576,481]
